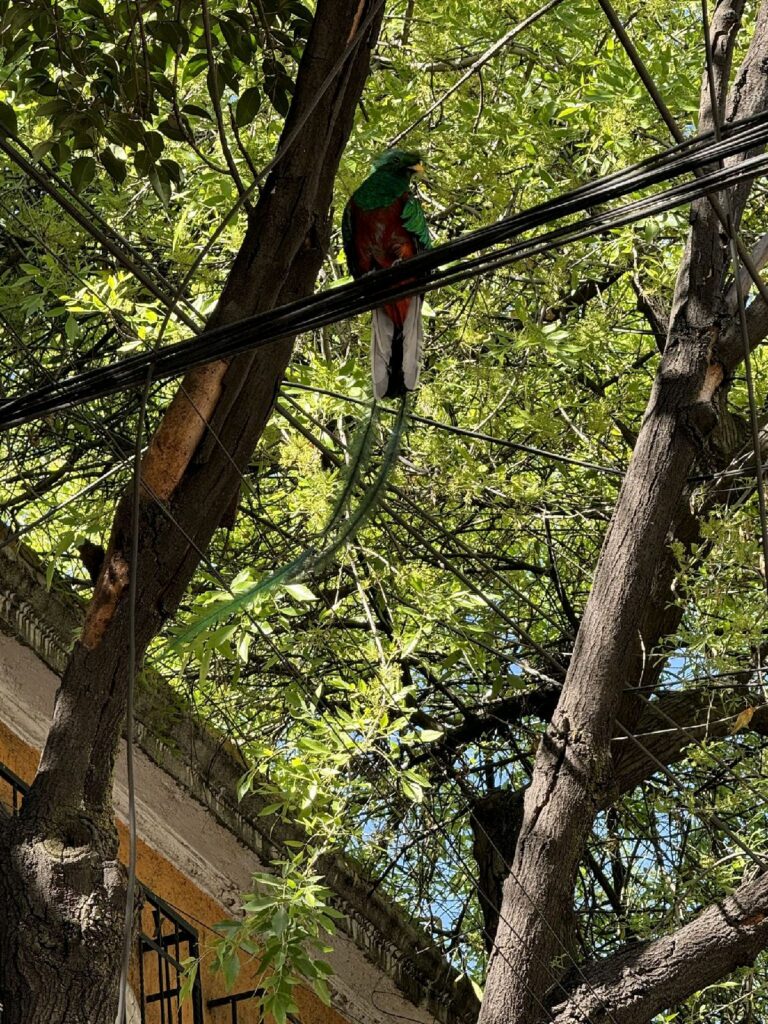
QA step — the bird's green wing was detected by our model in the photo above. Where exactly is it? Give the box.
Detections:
[342,200,361,277]
[402,194,431,250]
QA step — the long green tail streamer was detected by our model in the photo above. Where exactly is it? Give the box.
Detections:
[172,394,409,646]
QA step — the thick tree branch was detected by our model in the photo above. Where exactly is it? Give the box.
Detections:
[26,0,384,825]
[0,5,384,1020]
[540,267,627,325]
[80,0,383,651]
[724,230,768,311]
[471,692,768,942]
[417,685,562,761]
[699,1,746,138]
[610,691,768,796]
[549,870,768,1024]
[699,415,768,512]
[479,11,768,1018]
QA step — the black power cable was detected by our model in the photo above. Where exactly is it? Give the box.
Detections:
[3,115,768,430]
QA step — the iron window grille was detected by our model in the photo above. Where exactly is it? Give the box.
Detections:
[208,992,300,1024]
[138,888,204,1024]
[208,991,263,1024]
[0,764,305,1024]
[0,760,28,814]
[0,762,206,1024]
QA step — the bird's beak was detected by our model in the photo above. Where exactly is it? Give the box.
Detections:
[410,162,426,175]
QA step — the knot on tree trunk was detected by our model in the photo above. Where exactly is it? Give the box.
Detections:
[0,818,127,1024]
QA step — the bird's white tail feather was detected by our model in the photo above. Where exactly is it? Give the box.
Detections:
[371,309,395,400]
[401,297,423,391]
[370,298,424,400]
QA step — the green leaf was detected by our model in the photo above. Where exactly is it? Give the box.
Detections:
[207,64,226,99]
[29,140,53,162]
[401,779,423,804]
[257,801,285,816]
[243,894,277,911]
[65,315,79,342]
[70,155,96,192]
[100,148,126,183]
[50,140,72,166]
[220,17,254,61]
[104,112,145,148]
[159,158,182,185]
[284,583,316,602]
[183,53,210,81]
[181,103,212,119]
[158,116,188,142]
[313,977,331,1006]
[179,957,199,1004]
[235,86,261,127]
[134,148,155,176]
[263,58,294,116]
[38,93,71,130]
[147,19,189,50]
[0,101,18,138]
[222,948,240,990]
[144,130,165,159]
[271,906,289,936]
[237,770,253,801]
[78,0,105,17]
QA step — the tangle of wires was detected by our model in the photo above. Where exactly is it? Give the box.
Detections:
[3,110,768,428]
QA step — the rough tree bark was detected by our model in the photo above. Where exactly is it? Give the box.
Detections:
[479,3,768,1022]
[471,690,768,945]
[0,0,384,1019]
[548,869,768,1023]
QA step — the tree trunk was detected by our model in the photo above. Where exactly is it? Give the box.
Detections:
[548,869,768,1024]
[479,3,768,1021]
[0,0,383,1018]
[0,810,124,1024]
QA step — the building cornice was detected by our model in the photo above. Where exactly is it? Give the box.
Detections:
[0,526,479,1024]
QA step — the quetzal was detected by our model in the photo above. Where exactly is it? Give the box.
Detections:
[342,149,431,399]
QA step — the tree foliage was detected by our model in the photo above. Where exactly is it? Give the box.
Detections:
[3,0,768,1021]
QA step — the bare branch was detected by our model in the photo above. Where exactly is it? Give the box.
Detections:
[201,0,249,199]
[724,230,768,311]
[421,42,536,72]
[549,870,768,1024]
[631,276,668,353]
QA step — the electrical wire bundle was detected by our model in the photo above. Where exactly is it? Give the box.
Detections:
[3,110,768,430]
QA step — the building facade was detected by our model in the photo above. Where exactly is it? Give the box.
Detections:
[0,530,478,1024]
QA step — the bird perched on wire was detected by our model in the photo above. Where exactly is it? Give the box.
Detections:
[342,149,431,399]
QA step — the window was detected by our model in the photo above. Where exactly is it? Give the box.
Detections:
[138,889,204,1024]
[0,761,28,814]
[0,762,205,1024]
[208,993,300,1024]
[207,992,263,1024]
[0,765,293,1024]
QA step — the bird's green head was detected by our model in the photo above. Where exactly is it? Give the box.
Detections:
[372,148,425,176]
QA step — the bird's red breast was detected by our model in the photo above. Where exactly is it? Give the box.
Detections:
[349,193,418,328]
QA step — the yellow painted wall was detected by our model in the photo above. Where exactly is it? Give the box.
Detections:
[0,720,350,1024]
